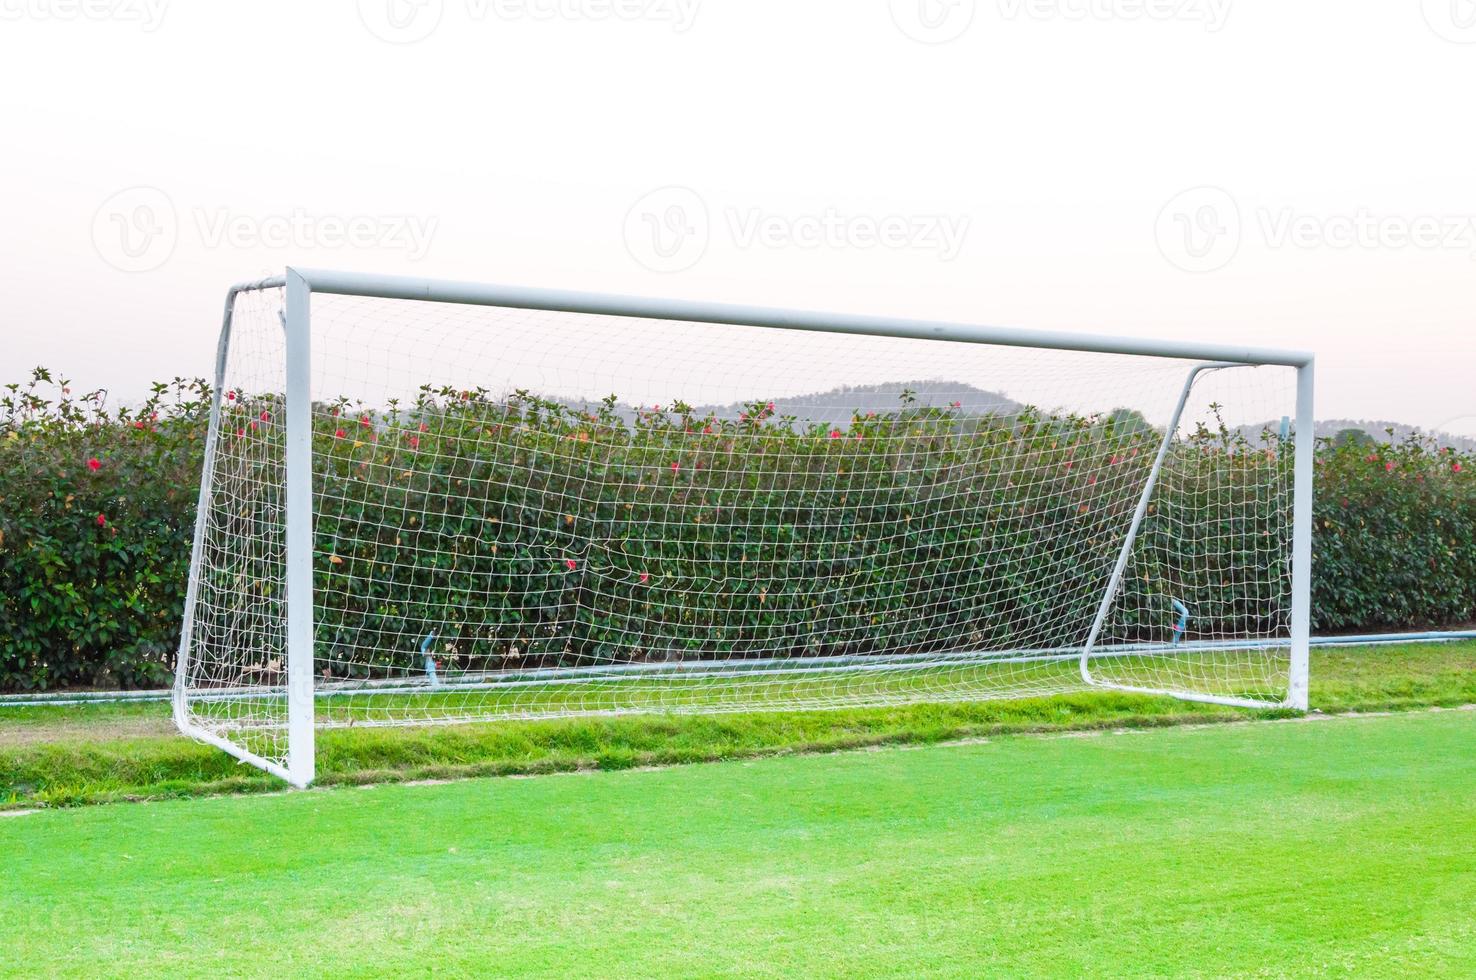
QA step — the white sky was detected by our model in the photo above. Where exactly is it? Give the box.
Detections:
[0,0,1472,433]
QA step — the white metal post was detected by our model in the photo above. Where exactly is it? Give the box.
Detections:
[284,269,317,787]
[1287,360,1316,711]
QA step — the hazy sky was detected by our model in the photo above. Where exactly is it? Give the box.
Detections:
[0,1,1472,434]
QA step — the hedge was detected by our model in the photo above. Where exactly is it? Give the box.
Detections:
[2,368,1472,692]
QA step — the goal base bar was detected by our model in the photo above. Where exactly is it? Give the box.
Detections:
[1080,679,1296,712]
[176,717,310,788]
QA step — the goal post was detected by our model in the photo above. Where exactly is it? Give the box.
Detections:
[175,267,1314,787]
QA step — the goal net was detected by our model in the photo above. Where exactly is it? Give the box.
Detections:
[176,271,1311,785]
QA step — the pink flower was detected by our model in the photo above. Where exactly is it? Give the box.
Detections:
[951,401,962,409]
[96,513,106,527]
[86,457,101,472]
[419,422,429,433]
[334,428,346,439]
[133,421,145,429]
[766,402,775,412]
[639,572,650,584]
[1454,463,1464,473]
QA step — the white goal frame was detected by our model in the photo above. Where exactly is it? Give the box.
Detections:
[176,267,1315,788]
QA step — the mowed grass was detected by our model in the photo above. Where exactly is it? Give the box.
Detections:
[4,709,1474,976]
[2,641,1474,808]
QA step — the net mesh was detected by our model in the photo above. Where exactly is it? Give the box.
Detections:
[178,285,1297,771]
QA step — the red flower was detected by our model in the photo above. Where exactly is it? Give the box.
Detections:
[1385,462,1395,472]
[236,428,245,437]
[670,461,680,472]
[95,513,106,527]
[702,425,713,435]
[1064,461,1074,471]
[86,457,101,471]
[1366,454,1377,463]
[260,411,271,422]
[360,416,371,428]
[766,402,775,412]
[1453,463,1463,473]
[133,421,145,429]
[565,559,578,571]
[829,429,842,439]
[226,390,236,401]
[334,428,346,439]
[419,422,429,433]
[950,401,961,409]
[408,435,420,450]
[639,572,650,584]
[330,407,339,417]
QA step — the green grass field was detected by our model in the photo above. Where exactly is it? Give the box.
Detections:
[5,641,1475,808]
[5,708,1474,976]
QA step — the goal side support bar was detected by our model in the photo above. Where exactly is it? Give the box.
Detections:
[1079,360,1314,710]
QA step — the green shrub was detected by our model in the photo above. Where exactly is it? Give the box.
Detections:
[2,368,1472,692]
[0,370,208,690]
[1313,434,1476,631]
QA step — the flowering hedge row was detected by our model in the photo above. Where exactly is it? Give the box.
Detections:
[1,368,1472,691]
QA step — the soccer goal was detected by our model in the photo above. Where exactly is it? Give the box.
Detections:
[175,268,1314,787]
